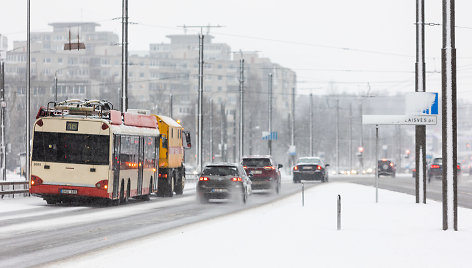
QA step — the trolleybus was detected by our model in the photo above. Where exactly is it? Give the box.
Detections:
[30,100,160,205]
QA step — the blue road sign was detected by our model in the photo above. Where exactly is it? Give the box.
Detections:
[262,131,278,141]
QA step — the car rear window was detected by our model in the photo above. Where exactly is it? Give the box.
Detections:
[432,158,442,164]
[202,166,239,176]
[297,158,321,165]
[242,158,271,167]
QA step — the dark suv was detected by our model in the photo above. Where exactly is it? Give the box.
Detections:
[378,159,396,177]
[241,155,282,194]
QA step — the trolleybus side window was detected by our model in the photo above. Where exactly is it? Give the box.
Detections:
[32,132,109,165]
[144,136,157,169]
[120,135,139,169]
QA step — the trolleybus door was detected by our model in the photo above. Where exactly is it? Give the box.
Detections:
[112,135,121,199]
[137,136,144,195]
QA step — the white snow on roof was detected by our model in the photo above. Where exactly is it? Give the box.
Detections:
[110,124,159,136]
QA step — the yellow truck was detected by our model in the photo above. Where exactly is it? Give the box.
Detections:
[152,115,191,197]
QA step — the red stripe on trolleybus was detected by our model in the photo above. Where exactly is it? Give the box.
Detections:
[30,184,110,199]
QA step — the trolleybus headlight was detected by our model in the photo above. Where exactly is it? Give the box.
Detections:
[95,180,108,190]
[101,123,109,130]
[36,119,44,127]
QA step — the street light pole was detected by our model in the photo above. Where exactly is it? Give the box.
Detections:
[197,33,204,172]
[310,93,313,156]
[169,94,173,118]
[415,0,427,205]
[210,99,213,163]
[26,0,31,183]
[121,0,128,113]
[268,73,273,155]
[239,57,244,161]
[441,0,458,231]
[0,61,5,181]
[54,74,58,102]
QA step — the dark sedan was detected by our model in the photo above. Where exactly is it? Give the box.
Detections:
[378,159,396,177]
[196,163,252,204]
[427,157,461,182]
[293,157,329,183]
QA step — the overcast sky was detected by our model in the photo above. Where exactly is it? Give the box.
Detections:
[1,0,472,98]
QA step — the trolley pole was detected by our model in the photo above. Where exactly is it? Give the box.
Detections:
[441,0,458,231]
[415,0,427,204]
[121,0,128,113]
[268,73,273,155]
[26,0,31,183]
[239,58,244,161]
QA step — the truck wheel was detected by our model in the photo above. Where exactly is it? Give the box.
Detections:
[164,172,174,197]
[174,171,184,195]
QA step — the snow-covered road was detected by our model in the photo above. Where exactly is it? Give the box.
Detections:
[0,176,309,268]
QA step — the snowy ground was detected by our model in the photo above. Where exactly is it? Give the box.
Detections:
[45,182,472,268]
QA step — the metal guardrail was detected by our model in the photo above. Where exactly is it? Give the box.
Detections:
[0,181,30,197]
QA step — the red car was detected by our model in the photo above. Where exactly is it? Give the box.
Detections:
[241,155,282,194]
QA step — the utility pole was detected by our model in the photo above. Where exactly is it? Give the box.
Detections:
[310,93,313,156]
[0,62,5,181]
[233,110,237,162]
[268,73,273,155]
[209,99,213,163]
[198,33,204,171]
[169,94,173,118]
[26,0,31,183]
[54,75,58,102]
[221,103,226,162]
[349,102,352,173]
[121,0,128,113]
[239,57,244,161]
[336,99,339,174]
[442,0,457,231]
[249,119,253,155]
[179,25,222,171]
[291,87,295,152]
[398,126,402,173]
[415,0,427,205]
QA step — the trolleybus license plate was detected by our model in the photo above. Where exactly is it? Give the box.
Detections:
[60,189,77,194]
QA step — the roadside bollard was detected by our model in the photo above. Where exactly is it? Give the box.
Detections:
[337,194,341,230]
[302,182,305,207]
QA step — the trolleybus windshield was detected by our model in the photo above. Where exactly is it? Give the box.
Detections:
[32,132,109,165]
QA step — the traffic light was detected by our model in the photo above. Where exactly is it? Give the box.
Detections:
[405,149,410,159]
[357,146,364,157]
